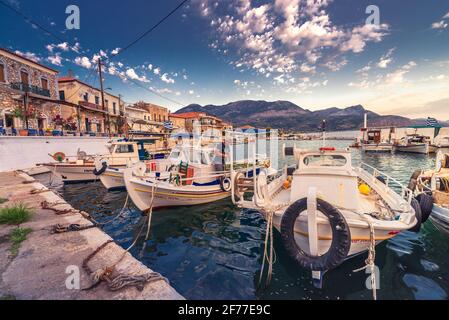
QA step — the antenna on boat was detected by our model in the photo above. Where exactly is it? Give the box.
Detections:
[320,120,327,147]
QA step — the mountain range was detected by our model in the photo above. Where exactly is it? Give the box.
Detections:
[175,100,448,132]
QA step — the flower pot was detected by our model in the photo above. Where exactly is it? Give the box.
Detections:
[19,129,28,136]
[45,131,52,136]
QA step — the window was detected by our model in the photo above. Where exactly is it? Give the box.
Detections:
[95,96,100,105]
[115,144,134,154]
[113,102,116,114]
[59,90,65,101]
[144,115,146,120]
[83,92,89,102]
[41,77,48,90]
[0,62,5,83]
[105,99,109,107]
[303,155,347,167]
[20,69,29,84]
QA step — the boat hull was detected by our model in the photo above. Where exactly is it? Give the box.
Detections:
[430,205,449,235]
[267,211,407,257]
[362,144,393,153]
[45,164,97,183]
[124,169,230,211]
[100,169,125,190]
[394,144,429,154]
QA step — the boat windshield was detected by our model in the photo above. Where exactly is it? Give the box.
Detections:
[303,154,347,167]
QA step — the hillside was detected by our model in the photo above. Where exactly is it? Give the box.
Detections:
[175,100,415,132]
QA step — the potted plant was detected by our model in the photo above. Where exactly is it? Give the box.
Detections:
[52,114,64,136]
[12,106,38,136]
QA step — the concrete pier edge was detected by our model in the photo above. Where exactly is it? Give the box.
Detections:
[0,171,184,300]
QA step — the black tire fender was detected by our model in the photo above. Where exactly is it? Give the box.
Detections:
[409,198,422,232]
[220,177,232,192]
[93,162,108,176]
[280,198,351,271]
[416,194,433,223]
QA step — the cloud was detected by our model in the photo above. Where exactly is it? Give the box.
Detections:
[377,48,395,68]
[340,23,389,53]
[14,50,41,62]
[161,73,175,84]
[125,68,149,82]
[74,56,92,69]
[431,20,448,30]
[47,54,63,66]
[57,42,70,51]
[111,48,120,55]
[196,0,389,83]
[153,67,161,75]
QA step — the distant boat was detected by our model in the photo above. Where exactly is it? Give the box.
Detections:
[393,135,430,154]
[361,128,393,153]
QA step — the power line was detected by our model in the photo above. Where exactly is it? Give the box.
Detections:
[2,0,190,108]
[127,77,186,107]
[110,0,190,59]
[0,0,77,50]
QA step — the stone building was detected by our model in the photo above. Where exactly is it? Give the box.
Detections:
[58,77,124,134]
[0,47,67,135]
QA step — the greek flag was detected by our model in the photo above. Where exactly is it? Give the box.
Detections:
[426,117,440,127]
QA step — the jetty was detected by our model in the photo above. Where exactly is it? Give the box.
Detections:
[0,171,183,300]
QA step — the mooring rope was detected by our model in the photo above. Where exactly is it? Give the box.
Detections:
[82,183,163,292]
[353,214,377,300]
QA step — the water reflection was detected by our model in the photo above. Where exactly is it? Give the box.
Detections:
[37,140,449,300]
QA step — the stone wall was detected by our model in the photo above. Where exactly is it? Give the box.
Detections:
[0,52,58,99]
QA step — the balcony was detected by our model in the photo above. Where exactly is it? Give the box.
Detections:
[10,82,51,97]
[79,100,108,113]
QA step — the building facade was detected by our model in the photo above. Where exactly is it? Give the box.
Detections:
[174,112,232,134]
[0,47,65,135]
[58,77,124,134]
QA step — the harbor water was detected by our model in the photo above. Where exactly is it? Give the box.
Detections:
[36,140,449,300]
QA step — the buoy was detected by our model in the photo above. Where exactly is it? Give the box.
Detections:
[283,180,291,189]
[52,152,66,162]
[359,183,371,195]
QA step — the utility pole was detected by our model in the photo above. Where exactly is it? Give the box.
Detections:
[98,58,109,136]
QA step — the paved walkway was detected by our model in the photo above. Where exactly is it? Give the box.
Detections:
[0,171,183,300]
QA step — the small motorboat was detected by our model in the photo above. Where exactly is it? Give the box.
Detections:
[413,152,449,235]
[230,144,418,283]
[42,140,163,183]
[393,135,430,154]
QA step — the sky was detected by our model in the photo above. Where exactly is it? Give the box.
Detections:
[1,0,449,119]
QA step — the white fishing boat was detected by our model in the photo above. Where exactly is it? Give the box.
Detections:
[42,139,164,183]
[361,129,393,153]
[393,135,430,154]
[362,142,393,153]
[96,143,213,191]
[123,142,272,211]
[432,135,449,149]
[230,144,418,280]
[413,152,449,235]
